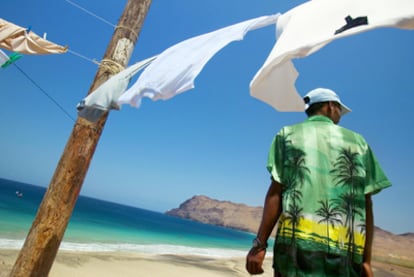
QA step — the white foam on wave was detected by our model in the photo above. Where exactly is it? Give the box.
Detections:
[0,238,23,249]
[0,239,247,258]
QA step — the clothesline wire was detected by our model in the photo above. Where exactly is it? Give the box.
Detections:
[64,0,116,28]
[68,49,100,65]
[13,63,77,123]
[64,0,115,66]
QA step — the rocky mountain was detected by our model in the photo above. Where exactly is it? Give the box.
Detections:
[166,195,262,234]
[166,195,414,275]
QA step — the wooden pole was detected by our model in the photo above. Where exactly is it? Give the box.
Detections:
[9,1,152,276]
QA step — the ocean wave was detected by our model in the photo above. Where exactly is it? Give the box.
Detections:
[0,238,248,258]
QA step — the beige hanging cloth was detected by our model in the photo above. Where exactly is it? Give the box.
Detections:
[0,18,67,54]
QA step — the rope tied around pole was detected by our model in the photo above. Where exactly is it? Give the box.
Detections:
[99,58,125,74]
[116,24,139,40]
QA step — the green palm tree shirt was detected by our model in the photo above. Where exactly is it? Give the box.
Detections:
[267,115,391,277]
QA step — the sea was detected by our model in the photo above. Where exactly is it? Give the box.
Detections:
[0,178,260,258]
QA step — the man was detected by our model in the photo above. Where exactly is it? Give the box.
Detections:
[246,88,391,277]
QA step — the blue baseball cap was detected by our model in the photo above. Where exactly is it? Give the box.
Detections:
[303,88,351,115]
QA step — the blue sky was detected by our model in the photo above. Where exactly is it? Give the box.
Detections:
[1,0,413,234]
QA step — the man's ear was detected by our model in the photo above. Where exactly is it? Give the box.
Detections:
[327,102,334,112]
[320,102,329,113]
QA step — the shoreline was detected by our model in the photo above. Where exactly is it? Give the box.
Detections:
[0,238,249,258]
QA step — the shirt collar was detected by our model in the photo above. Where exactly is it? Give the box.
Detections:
[306,115,334,124]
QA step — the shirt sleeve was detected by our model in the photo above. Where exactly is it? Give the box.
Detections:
[267,131,285,183]
[364,145,392,195]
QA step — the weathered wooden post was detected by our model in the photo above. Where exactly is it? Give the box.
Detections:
[9,0,152,276]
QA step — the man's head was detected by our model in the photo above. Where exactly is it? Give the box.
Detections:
[303,88,351,124]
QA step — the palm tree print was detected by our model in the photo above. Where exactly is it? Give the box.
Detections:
[358,223,366,236]
[331,147,365,261]
[281,134,310,244]
[284,147,310,188]
[315,199,343,252]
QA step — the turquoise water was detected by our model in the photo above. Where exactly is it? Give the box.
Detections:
[0,178,257,257]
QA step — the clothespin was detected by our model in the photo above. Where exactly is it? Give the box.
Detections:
[1,52,23,68]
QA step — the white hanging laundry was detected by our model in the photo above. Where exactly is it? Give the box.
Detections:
[0,49,8,65]
[116,14,280,108]
[77,56,156,122]
[250,0,414,112]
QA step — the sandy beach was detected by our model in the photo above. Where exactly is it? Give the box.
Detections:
[0,249,275,277]
[1,249,413,277]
